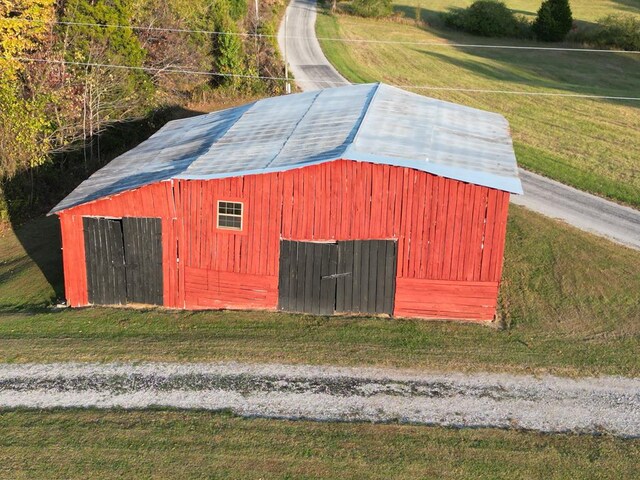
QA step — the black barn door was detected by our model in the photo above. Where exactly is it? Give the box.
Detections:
[84,217,127,305]
[278,240,397,316]
[336,240,397,315]
[84,216,163,306]
[278,241,338,315]
[123,217,163,305]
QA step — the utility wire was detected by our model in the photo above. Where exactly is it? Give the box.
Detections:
[14,57,640,101]
[10,18,640,55]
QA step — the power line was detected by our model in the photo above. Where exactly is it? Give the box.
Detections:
[15,57,284,81]
[11,18,640,55]
[14,56,640,101]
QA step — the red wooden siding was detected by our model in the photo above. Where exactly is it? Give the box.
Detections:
[394,279,499,321]
[59,159,510,320]
[184,267,278,310]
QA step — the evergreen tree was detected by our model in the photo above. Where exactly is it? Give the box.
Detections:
[533,0,573,42]
[210,0,245,88]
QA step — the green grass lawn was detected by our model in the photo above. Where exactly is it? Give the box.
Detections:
[1,207,638,376]
[317,1,640,207]
[1,409,638,479]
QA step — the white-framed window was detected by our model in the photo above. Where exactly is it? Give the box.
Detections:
[217,200,243,231]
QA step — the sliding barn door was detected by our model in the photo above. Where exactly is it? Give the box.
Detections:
[83,217,127,305]
[83,216,163,306]
[278,240,397,316]
[122,217,163,305]
[336,240,397,315]
[278,241,338,315]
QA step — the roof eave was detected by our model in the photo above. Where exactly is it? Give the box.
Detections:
[343,149,524,195]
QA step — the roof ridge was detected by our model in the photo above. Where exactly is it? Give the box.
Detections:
[341,82,381,158]
[264,90,323,168]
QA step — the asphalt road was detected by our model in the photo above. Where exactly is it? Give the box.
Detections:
[277,0,640,250]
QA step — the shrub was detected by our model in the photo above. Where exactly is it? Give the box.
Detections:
[442,1,529,38]
[211,0,245,87]
[532,0,573,42]
[348,0,393,18]
[571,14,640,51]
[227,0,247,21]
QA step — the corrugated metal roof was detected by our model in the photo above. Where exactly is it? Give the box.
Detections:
[51,83,522,214]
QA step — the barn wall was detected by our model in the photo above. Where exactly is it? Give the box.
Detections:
[178,160,510,319]
[59,159,510,320]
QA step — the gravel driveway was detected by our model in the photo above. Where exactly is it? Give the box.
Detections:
[1,362,638,438]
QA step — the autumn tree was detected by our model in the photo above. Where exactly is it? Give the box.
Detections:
[0,0,55,186]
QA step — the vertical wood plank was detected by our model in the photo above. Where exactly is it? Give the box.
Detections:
[481,189,499,281]
[278,240,290,310]
[383,240,397,315]
[300,242,320,313]
[343,241,354,312]
[375,240,386,313]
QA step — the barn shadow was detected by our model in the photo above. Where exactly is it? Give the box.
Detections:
[2,105,204,307]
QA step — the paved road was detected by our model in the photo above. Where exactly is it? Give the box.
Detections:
[1,362,638,437]
[278,0,640,250]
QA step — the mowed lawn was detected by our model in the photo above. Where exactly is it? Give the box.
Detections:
[1,206,638,376]
[316,1,640,207]
[1,409,638,479]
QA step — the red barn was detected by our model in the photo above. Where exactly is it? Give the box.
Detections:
[51,83,523,321]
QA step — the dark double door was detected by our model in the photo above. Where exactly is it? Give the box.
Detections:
[83,217,163,306]
[278,240,397,316]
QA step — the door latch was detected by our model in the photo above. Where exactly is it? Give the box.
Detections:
[321,272,352,279]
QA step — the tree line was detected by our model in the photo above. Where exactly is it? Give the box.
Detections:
[0,0,286,221]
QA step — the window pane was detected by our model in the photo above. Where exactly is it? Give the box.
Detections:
[219,214,241,229]
[218,201,242,215]
[217,201,242,230]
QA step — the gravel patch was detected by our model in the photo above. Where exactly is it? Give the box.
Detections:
[0,362,638,437]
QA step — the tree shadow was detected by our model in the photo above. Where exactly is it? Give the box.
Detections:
[387,5,640,109]
[610,0,640,15]
[393,4,446,26]
[417,47,640,109]
[2,105,205,307]
[393,4,537,25]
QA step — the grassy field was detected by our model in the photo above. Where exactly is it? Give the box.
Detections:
[317,1,640,207]
[1,409,638,479]
[1,207,638,376]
